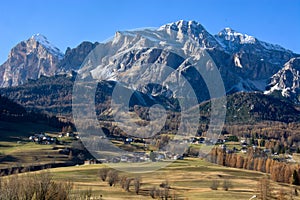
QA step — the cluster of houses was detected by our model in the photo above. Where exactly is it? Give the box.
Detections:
[27,131,298,165]
[28,133,57,145]
[28,132,79,145]
[58,132,79,139]
[92,151,184,164]
[79,134,299,165]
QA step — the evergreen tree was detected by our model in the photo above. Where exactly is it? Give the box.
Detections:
[149,150,156,162]
[292,170,300,185]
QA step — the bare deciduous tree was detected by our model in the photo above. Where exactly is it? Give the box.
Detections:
[210,180,220,190]
[134,176,141,194]
[0,171,73,200]
[149,186,156,198]
[159,180,170,200]
[119,175,127,189]
[107,170,119,187]
[222,179,233,191]
[98,167,109,181]
[257,177,274,200]
[124,178,132,192]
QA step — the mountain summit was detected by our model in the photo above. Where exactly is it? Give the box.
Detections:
[158,20,222,49]
[30,33,64,58]
[0,34,63,87]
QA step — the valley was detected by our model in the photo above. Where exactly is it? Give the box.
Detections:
[0,18,300,199]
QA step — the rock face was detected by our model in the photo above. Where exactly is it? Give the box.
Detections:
[215,27,296,81]
[0,20,300,104]
[0,34,63,87]
[57,41,99,72]
[76,20,299,102]
[0,37,99,87]
[265,57,300,102]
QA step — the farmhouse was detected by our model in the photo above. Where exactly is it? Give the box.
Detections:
[29,133,57,145]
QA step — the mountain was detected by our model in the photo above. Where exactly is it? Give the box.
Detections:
[1,20,300,119]
[0,35,98,88]
[0,73,177,119]
[215,27,297,84]
[265,57,300,102]
[1,72,299,126]
[216,27,293,55]
[0,34,63,87]
[57,41,99,72]
[75,20,298,103]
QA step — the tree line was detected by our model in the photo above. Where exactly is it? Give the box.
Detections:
[208,147,300,185]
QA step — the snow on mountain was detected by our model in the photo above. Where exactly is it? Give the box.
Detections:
[215,27,294,54]
[76,20,299,103]
[265,57,300,101]
[30,33,64,59]
[0,19,299,104]
[217,27,256,44]
[0,34,64,87]
[158,20,223,49]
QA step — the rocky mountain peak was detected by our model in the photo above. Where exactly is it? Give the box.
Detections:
[0,20,299,105]
[158,20,222,49]
[57,41,99,72]
[215,27,295,55]
[159,20,206,35]
[0,34,64,87]
[29,33,64,59]
[265,57,300,101]
[217,27,256,44]
[283,57,300,70]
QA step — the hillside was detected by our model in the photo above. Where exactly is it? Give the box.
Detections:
[1,73,300,129]
[0,74,74,116]
[198,92,300,125]
[0,94,69,141]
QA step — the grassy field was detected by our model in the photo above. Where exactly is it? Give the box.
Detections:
[42,158,300,200]
[0,121,70,169]
[1,121,299,199]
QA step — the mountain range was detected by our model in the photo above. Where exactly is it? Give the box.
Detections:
[1,20,299,100]
[0,20,300,125]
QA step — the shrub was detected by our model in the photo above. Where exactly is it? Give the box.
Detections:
[222,179,233,191]
[210,180,219,190]
[149,187,156,198]
[0,171,73,200]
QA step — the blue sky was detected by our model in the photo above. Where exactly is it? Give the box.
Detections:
[0,0,299,63]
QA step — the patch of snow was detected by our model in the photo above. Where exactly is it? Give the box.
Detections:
[264,84,280,95]
[31,33,64,59]
[234,54,243,68]
[217,27,256,44]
